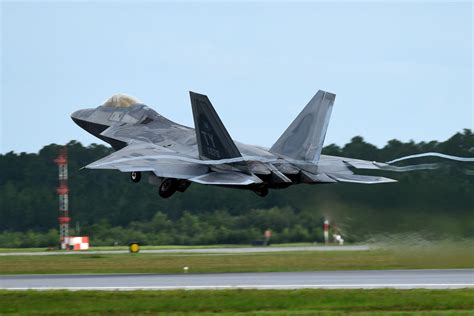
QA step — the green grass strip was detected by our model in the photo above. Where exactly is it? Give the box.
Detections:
[0,289,473,315]
[1,249,473,275]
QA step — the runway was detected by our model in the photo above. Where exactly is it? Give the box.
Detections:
[1,269,472,290]
[0,245,369,256]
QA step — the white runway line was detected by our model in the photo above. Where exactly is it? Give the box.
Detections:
[4,284,474,291]
[2,269,473,291]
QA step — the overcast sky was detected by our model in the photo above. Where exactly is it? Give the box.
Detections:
[1,1,472,154]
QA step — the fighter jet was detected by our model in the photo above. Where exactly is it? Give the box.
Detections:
[71,91,397,198]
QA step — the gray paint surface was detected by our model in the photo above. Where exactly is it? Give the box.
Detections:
[1,269,472,290]
[71,90,399,196]
[270,90,335,163]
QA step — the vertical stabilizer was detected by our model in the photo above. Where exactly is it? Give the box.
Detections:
[270,90,335,163]
[190,92,242,160]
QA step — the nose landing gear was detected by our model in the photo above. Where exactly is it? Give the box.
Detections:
[130,171,141,183]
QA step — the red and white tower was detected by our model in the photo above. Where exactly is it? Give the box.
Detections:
[54,147,70,250]
[323,219,329,244]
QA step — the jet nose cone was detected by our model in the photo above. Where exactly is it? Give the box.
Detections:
[71,110,80,121]
[71,109,94,121]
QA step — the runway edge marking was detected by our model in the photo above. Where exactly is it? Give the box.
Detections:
[3,284,474,291]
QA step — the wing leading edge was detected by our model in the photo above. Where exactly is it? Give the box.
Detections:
[84,143,262,186]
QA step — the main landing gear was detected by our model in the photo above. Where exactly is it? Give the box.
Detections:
[131,172,191,198]
[253,186,269,197]
[176,179,191,192]
[158,179,191,198]
[158,178,177,198]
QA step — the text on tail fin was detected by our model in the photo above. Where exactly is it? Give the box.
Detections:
[190,92,242,160]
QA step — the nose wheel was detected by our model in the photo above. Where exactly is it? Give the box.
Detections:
[130,172,141,183]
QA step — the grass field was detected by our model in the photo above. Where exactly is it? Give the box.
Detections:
[1,247,473,274]
[1,245,472,315]
[0,243,320,253]
[0,244,248,253]
[1,289,473,315]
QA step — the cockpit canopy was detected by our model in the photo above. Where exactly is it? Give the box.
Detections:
[103,94,141,108]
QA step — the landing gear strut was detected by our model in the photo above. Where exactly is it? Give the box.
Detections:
[253,187,269,197]
[176,180,191,192]
[131,171,141,183]
[158,178,178,198]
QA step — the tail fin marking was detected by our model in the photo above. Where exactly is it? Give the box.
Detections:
[190,92,242,160]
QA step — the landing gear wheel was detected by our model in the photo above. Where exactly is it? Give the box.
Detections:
[158,178,178,198]
[254,187,269,197]
[131,171,141,183]
[176,180,191,193]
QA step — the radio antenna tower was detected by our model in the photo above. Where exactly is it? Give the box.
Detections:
[54,147,70,250]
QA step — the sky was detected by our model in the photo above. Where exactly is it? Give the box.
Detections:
[1,1,472,154]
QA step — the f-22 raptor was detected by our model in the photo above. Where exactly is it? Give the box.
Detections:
[72,91,396,198]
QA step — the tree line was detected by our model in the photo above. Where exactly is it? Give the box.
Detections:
[0,129,472,247]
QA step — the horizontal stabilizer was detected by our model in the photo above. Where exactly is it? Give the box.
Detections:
[344,159,386,170]
[189,172,262,186]
[328,173,397,184]
[300,171,337,183]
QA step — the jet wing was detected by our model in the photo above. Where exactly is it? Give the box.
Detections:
[84,142,209,179]
[84,142,263,185]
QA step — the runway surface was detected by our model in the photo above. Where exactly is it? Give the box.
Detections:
[1,269,472,290]
[0,245,369,256]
